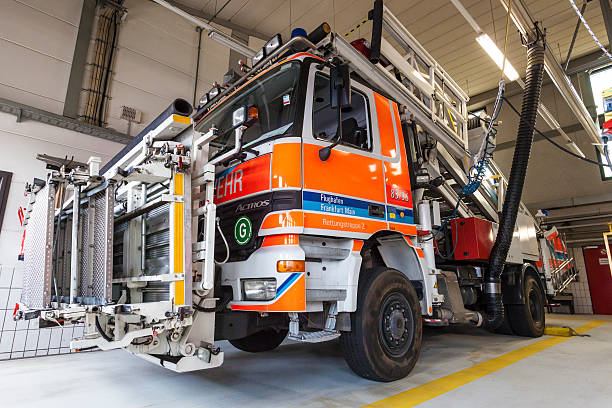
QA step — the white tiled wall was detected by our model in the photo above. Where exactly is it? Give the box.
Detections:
[566,248,594,314]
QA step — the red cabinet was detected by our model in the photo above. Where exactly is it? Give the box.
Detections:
[450,217,495,261]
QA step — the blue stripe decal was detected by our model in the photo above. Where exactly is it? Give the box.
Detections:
[303,191,413,223]
[386,205,414,224]
[276,273,300,298]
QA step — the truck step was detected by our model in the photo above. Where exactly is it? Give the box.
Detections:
[288,330,340,343]
[422,318,449,327]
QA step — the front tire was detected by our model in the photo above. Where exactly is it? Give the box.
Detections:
[507,274,545,337]
[340,267,422,382]
[229,328,288,352]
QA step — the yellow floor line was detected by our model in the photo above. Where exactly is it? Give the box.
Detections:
[548,316,612,322]
[364,321,607,408]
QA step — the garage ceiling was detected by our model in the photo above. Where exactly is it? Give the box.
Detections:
[172,0,610,97]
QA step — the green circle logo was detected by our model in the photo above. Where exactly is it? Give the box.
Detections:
[234,216,252,245]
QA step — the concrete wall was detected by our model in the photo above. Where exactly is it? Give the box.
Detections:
[94,0,231,136]
[0,0,83,114]
[0,0,234,136]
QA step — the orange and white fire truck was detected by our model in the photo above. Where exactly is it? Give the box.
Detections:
[14,1,575,381]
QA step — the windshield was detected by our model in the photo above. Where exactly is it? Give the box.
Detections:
[197,61,302,160]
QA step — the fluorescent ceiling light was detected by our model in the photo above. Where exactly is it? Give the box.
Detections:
[476,33,520,81]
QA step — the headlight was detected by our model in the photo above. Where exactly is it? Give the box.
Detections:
[242,279,276,301]
[232,105,258,128]
[232,106,246,128]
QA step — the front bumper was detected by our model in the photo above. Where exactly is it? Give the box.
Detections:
[221,244,306,312]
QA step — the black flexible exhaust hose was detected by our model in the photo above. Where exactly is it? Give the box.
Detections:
[481,37,545,330]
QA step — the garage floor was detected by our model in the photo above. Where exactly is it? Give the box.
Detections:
[1,314,610,408]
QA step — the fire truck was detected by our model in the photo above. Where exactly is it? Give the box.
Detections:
[14,2,575,381]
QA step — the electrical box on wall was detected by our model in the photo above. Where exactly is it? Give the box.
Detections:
[450,217,495,261]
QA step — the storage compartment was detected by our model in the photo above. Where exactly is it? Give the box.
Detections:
[450,217,495,261]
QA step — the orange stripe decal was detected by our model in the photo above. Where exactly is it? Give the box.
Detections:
[173,173,185,306]
[271,143,301,189]
[352,240,364,252]
[388,222,418,235]
[304,212,388,234]
[231,273,306,312]
[302,143,386,203]
[262,234,300,247]
[260,211,304,230]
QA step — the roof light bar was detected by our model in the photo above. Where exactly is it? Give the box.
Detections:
[252,48,265,67]
[198,93,208,108]
[265,34,283,56]
[207,85,220,100]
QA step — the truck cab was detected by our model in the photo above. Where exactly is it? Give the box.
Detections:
[195,54,424,320]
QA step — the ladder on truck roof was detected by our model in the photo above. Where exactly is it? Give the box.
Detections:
[326,5,534,225]
[327,5,470,161]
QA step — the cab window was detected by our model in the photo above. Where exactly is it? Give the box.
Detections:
[312,72,372,151]
[200,61,302,160]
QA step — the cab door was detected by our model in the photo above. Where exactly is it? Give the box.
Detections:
[302,66,388,239]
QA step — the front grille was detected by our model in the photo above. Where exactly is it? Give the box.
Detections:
[209,190,301,262]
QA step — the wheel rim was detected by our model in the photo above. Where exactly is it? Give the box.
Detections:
[528,287,543,324]
[378,292,414,357]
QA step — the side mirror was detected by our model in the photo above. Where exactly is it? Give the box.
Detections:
[330,64,351,109]
[320,63,351,162]
[210,106,258,166]
[232,105,259,129]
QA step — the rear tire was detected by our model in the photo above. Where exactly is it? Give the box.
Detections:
[229,328,288,352]
[507,274,545,337]
[340,267,422,382]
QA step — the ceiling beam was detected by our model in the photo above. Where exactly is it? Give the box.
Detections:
[495,122,585,152]
[499,0,603,155]
[527,192,612,212]
[469,49,612,110]
[600,0,612,54]
[164,0,269,41]
[566,49,612,75]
